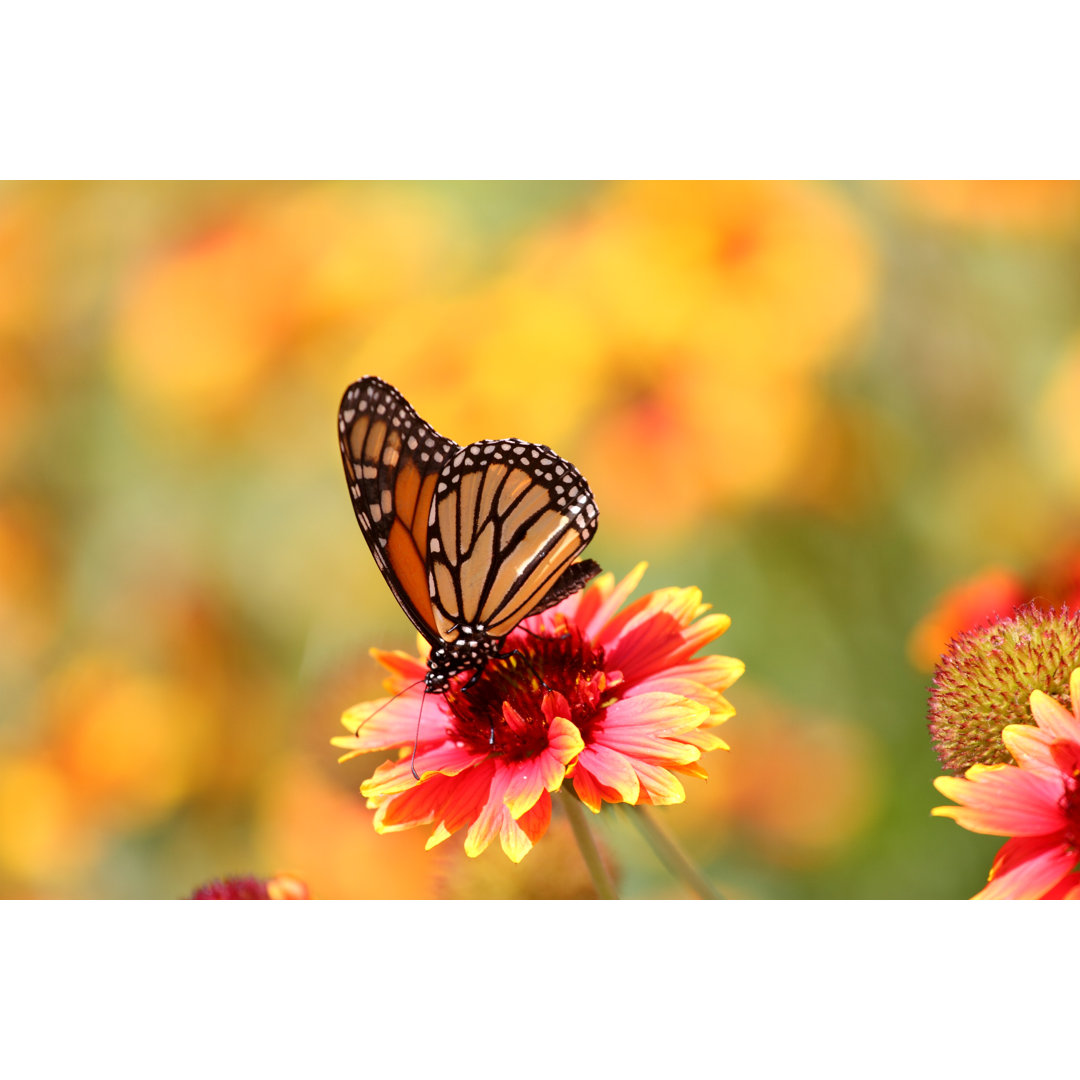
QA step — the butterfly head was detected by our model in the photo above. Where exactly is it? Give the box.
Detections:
[425,625,497,693]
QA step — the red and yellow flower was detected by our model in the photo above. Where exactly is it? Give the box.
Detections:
[333,565,743,862]
[933,667,1080,899]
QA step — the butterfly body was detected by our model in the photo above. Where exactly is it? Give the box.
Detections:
[339,376,600,692]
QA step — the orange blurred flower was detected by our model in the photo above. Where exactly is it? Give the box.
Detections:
[334,564,742,863]
[669,692,879,872]
[517,181,875,531]
[910,552,1080,670]
[521,180,873,372]
[0,750,101,891]
[113,183,470,429]
[933,667,1080,899]
[909,568,1028,671]
[0,188,52,476]
[42,654,218,830]
[1041,335,1080,500]
[254,759,437,899]
[0,499,62,674]
[346,278,608,449]
[892,181,1080,233]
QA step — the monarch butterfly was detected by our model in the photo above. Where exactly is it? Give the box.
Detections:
[338,376,601,694]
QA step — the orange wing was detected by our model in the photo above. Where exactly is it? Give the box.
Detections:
[338,377,458,644]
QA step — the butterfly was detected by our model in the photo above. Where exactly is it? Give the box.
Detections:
[338,376,601,694]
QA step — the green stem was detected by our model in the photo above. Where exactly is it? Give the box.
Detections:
[624,804,724,900]
[562,792,618,900]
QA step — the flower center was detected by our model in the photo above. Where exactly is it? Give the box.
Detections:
[444,623,611,761]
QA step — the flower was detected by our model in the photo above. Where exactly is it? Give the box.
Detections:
[112,183,469,429]
[512,180,875,531]
[910,553,1080,671]
[932,667,1080,899]
[927,605,1080,772]
[909,568,1028,671]
[190,873,310,899]
[332,564,743,863]
[891,181,1080,233]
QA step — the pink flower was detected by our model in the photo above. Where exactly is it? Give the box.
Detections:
[933,667,1080,898]
[333,564,743,862]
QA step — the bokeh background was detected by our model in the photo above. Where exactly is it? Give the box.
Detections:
[3,180,1080,899]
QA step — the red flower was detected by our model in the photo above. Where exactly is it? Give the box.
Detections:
[933,667,1080,899]
[190,873,309,899]
[333,564,743,862]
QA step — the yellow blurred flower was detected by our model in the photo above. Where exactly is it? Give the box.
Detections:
[42,654,218,830]
[347,277,607,448]
[0,186,46,343]
[518,180,872,373]
[892,180,1080,232]
[1040,334,1080,501]
[113,183,470,429]
[0,752,101,891]
[514,181,875,531]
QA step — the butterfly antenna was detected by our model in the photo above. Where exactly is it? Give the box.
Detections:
[352,675,426,737]
[409,687,428,781]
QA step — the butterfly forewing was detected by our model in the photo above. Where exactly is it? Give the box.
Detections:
[427,438,600,642]
[338,377,458,645]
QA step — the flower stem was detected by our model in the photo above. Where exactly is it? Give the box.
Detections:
[562,793,618,900]
[624,804,724,900]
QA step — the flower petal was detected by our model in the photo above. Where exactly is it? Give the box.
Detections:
[573,744,641,808]
[464,768,515,858]
[595,693,707,766]
[932,765,1066,836]
[1030,689,1080,743]
[501,716,584,816]
[1002,723,1062,778]
[361,740,479,798]
[628,760,687,805]
[974,835,1079,899]
[574,562,648,640]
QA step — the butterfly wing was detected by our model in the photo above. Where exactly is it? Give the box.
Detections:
[338,376,458,645]
[425,438,600,644]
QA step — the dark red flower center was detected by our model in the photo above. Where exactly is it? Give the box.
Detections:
[444,624,613,762]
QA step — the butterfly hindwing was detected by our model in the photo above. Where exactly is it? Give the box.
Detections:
[338,377,458,645]
[425,438,600,643]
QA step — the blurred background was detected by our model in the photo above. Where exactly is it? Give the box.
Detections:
[2,179,1080,899]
